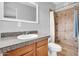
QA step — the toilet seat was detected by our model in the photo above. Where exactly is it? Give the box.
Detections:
[48,43,62,52]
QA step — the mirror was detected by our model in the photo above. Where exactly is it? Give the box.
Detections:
[4,2,38,23]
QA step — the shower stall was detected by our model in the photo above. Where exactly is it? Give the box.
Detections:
[55,3,79,56]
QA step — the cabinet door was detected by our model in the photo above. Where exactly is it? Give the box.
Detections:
[23,51,34,56]
[37,38,48,48]
[4,43,35,56]
[37,44,48,56]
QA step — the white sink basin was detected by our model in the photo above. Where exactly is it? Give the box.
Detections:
[17,34,38,39]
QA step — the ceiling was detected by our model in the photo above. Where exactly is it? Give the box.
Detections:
[52,2,74,9]
[53,2,73,6]
[53,2,65,5]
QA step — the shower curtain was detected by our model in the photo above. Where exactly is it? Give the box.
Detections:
[74,9,78,38]
[50,11,55,42]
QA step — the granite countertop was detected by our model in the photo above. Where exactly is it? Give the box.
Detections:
[0,34,50,49]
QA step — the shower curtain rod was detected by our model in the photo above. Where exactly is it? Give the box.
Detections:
[55,2,79,11]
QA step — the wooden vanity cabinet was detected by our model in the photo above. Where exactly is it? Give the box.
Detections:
[4,37,48,56]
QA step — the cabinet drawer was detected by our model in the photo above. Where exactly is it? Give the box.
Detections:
[5,43,34,56]
[37,38,48,48]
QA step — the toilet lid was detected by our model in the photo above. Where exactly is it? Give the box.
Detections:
[48,43,62,52]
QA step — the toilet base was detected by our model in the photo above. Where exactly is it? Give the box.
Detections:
[48,51,57,56]
[48,43,62,56]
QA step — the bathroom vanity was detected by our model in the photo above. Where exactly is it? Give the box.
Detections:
[0,31,49,56]
[4,37,48,56]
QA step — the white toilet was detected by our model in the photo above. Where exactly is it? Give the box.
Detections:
[48,38,62,56]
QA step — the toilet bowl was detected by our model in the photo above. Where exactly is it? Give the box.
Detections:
[48,43,62,56]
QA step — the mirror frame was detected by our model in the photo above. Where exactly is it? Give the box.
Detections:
[3,2,38,24]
